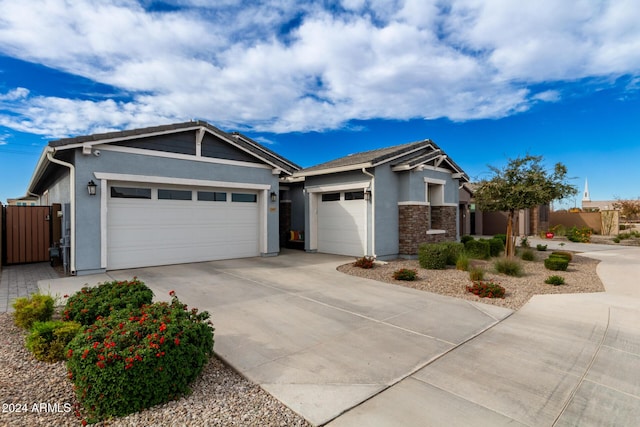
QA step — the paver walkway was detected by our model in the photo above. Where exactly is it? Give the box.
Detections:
[0,263,61,312]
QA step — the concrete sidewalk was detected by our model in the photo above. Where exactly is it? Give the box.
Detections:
[329,239,640,426]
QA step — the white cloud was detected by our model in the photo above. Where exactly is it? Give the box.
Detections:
[0,0,639,137]
[0,88,29,101]
[532,90,561,103]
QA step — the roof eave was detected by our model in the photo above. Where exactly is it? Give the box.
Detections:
[26,146,55,195]
[293,162,373,178]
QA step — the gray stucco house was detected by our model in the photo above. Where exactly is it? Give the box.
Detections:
[288,140,469,259]
[25,121,468,274]
[26,121,300,275]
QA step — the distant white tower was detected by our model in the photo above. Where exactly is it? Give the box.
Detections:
[582,178,591,202]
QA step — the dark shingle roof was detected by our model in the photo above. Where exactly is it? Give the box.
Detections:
[301,140,432,173]
[48,120,300,174]
[297,138,468,181]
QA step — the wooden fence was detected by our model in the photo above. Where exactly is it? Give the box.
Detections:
[2,205,52,265]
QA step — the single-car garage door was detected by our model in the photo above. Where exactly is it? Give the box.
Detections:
[317,190,366,256]
[107,184,259,270]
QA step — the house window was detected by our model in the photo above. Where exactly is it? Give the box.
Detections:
[321,192,340,202]
[426,182,445,206]
[158,189,192,200]
[344,191,365,200]
[197,191,227,202]
[111,187,152,199]
[231,193,257,203]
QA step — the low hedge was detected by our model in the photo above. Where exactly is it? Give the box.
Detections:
[465,239,490,259]
[544,257,569,271]
[488,238,505,257]
[12,293,55,330]
[442,242,465,265]
[66,292,214,423]
[26,320,81,362]
[418,243,448,269]
[64,278,154,326]
[550,251,573,262]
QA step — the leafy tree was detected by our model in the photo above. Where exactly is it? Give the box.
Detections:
[613,199,640,220]
[473,155,577,258]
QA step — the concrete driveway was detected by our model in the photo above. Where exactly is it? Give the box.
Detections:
[39,242,640,426]
[40,250,511,425]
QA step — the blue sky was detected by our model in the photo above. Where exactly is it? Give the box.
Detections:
[1,0,639,208]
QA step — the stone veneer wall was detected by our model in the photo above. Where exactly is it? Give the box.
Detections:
[430,206,457,236]
[398,204,429,255]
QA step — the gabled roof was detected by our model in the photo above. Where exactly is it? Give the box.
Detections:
[295,139,469,181]
[48,120,301,175]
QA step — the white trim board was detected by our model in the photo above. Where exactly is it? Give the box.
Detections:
[97,144,272,170]
[93,172,271,191]
[305,181,371,193]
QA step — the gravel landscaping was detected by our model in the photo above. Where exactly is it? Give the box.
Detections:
[338,251,605,311]
[0,312,310,427]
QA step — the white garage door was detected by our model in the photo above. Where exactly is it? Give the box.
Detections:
[317,191,366,256]
[107,185,259,270]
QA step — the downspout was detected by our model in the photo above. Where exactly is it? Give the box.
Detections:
[361,168,376,258]
[46,148,76,275]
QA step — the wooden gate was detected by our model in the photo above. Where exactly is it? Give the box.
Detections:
[2,205,52,265]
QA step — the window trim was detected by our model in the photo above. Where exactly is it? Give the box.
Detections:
[158,188,193,201]
[231,193,258,203]
[321,192,341,202]
[110,186,152,199]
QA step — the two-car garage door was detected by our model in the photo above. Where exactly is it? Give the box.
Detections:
[107,184,259,270]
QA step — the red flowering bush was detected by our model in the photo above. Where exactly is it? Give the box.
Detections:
[466,280,506,299]
[63,278,154,326]
[354,256,375,269]
[66,292,214,423]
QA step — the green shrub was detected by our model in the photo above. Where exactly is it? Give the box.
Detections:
[418,243,448,269]
[456,253,470,271]
[469,267,485,281]
[12,293,55,330]
[393,268,418,281]
[567,226,592,243]
[464,239,490,259]
[493,234,507,245]
[26,320,81,362]
[519,236,530,248]
[550,251,573,262]
[466,280,505,298]
[520,249,535,261]
[494,257,524,277]
[613,237,621,243]
[551,224,567,236]
[460,235,475,244]
[63,278,154,326]
[536,244,548,251]
[488,238,505,257]
[442,242,465,265]
[544,275,566,286]
[66,292,214,423]
[544,257,569,271]
[354,256,375,269]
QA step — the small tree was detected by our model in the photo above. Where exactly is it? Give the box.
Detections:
[613,199,640,220]
[473,155,577,258]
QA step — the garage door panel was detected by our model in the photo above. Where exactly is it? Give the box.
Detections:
[317,198,366,257]
[107,187,259,270]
